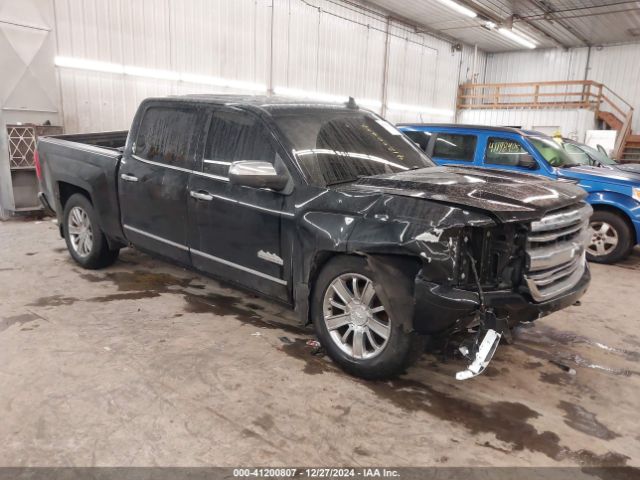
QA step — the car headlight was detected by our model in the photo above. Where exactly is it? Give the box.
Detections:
[633,187,640,202]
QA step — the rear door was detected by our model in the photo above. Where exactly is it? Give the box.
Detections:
[430,132,478,166]
[119,103,201,264]
[403,130,478,167]
[187,107,290,300]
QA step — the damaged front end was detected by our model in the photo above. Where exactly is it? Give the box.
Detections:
[364,203,591,380]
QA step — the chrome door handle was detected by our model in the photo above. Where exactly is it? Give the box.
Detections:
[190,190,213,201]
[120,173,139,182]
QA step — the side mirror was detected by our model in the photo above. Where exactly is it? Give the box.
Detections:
[517,153,538,169]
[229,161,289,191]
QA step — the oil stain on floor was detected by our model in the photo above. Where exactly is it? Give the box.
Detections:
[21,258,639,471]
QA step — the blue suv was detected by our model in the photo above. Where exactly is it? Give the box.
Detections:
[399,124,640,264]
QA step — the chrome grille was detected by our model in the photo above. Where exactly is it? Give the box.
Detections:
[524,203,592,302]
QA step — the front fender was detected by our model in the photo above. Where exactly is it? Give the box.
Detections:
[588,191,640,218]
[588,191,640,245]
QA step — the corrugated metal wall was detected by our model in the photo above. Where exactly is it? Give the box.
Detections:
[484,48,588,84]
[476,43,640,136]
[588,44,640,133]
[458,108,595,142]
[53,0,487,132]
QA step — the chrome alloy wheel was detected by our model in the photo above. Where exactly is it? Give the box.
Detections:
[588,221,618,257]
[322,273,390,359]
[68,206,94,258]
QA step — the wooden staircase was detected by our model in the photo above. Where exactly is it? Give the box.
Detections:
[623,135,640,162]
[457,80,638,163]
[598,111,640,162]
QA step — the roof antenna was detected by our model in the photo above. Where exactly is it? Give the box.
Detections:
[346,96,358,109]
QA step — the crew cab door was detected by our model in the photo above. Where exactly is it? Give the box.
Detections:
[479,135,541,174]
[187,107,290,301]
[119,104,202,263]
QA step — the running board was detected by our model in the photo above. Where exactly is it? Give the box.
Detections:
[455,329,502,381]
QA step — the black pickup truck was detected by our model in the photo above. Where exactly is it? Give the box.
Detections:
[37,95,591,380]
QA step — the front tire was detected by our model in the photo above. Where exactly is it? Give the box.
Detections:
[311,256,425,379]
[586,210,633,264]
[63,194,119,269]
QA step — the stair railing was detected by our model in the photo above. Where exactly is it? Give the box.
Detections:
[457,80,634,160]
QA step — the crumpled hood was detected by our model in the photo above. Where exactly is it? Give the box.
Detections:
[347,166,587,222]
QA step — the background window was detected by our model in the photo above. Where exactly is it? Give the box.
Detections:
[433,133,477,161]
[404,130,431,152]
[485,137,528,166]
[203,109,276,177]
[135,107,198,168]
[563,143,591,165]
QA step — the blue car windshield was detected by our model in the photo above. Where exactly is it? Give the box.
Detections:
[528,136,580,168]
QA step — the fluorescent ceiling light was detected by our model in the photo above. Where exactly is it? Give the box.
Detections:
[273,87,382,108]
[436,0,477,18]
[387,102,454,117]
[55,56,124,74]
[54,56,267,92]
[498,28,537,49]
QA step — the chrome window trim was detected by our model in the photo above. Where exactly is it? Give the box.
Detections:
[131,154,229,182]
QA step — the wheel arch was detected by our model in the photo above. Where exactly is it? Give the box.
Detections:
[57,182,93,238]
[589,202,637,245]
[303,251,422,333]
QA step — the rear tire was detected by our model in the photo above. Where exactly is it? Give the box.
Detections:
[311,256,425,379]
[62,193,119,269]
[586,210,633,264]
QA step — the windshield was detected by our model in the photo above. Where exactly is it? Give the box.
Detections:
[528,136,580,168]
[272,109,434,186]
[574,143,617,166]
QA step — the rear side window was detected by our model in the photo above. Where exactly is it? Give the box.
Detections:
[203,109,276,177]
[433,133,477,162]
[404,130,431,152]
[485,137,528,166]
[135,107,198,168]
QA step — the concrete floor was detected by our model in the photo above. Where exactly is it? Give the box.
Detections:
[1,219,639,468]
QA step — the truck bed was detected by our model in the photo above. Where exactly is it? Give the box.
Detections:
[37,131,129,246]
[49,130,129,151]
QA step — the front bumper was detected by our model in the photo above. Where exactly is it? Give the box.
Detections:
[412,265,590,335]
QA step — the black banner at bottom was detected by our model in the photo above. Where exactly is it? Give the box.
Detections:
[0,468,637,480]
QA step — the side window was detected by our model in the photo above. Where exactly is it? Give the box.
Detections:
[403,130,431,152]
[135,107,198,168]
[485,137,529,166]
[563,143,590,165]
[203,109,276,177]
[433,133,477,162]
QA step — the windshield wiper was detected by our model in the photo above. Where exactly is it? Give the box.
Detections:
[559,162,583,168]
[326,178,361,186]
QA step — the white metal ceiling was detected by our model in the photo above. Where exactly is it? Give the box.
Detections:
[364,0,640,52]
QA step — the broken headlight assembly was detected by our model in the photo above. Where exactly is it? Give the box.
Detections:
[456,224,527,291]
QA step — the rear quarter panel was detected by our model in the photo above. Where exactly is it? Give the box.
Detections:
[38,137,125,243]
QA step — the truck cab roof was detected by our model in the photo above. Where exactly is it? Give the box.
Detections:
[160,94,356,115]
